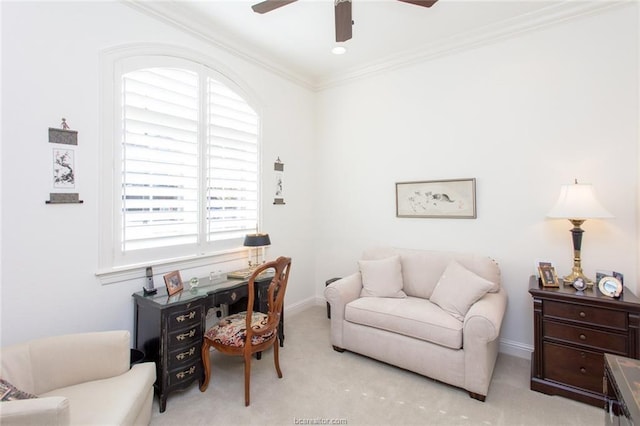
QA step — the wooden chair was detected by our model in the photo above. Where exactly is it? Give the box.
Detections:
[200,256,292,406]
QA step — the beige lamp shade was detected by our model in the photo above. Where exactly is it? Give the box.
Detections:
[547,181,613,220]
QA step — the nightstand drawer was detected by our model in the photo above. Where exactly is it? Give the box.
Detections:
[545,301,626,330]
[544,320,627,354]
[543,342,603,393]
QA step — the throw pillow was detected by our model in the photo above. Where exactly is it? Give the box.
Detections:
[0,379,38,401]
[359,255,406,298]
[430,259,495,321]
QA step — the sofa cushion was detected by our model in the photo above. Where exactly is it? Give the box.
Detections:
[362,247,501,298]
[358,255,406,298]
[345,296,463,349]
[430,260,495,321]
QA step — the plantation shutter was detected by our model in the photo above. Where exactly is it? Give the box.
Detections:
[121,67,258,253]
[206,78,259,241]
[122,68,199,251]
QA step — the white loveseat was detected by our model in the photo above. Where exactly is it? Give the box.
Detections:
[324,247,507,401]
[0,330,156,425]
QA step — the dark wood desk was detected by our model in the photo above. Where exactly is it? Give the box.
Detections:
[132,275,280,412]
[605,353,640,426]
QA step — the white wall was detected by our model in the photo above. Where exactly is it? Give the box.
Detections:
[314,4,638,357]
[1,1,638,358]
[0,1,316,346]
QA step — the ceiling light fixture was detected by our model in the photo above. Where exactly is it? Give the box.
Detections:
[332,46,347,55]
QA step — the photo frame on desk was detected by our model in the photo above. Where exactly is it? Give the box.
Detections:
[538,262,560,288]
[163,271,183,296]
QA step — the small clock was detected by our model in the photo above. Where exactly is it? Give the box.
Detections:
[572,277,587,291]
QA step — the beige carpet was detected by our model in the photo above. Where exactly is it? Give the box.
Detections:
[150,305,602,425]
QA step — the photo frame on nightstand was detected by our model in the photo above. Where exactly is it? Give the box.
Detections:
[538,262,560,288]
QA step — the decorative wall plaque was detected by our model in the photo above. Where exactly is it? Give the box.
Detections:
[46,118,83,204]
[274,157,285,205]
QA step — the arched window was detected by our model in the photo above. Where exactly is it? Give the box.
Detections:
[99,51,260,275]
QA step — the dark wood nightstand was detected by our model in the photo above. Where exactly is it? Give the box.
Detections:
[529,276,640,407]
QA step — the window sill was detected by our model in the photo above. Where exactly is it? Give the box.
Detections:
[96,248,247,285]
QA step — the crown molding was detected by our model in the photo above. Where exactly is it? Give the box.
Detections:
[123,0,633,92]
[317,0,633,90]
[121,0,317,91]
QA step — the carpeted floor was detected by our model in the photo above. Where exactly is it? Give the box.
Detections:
[150,305,602,425]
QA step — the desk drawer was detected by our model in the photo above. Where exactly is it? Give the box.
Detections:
[168,342,200,369]
[545,301,626,330]
[543,342,603,393]
[544,320,627,354]
[168,324,202,348]
[168,362,202,388]
[168,304,203,329]
[215,286,248,306]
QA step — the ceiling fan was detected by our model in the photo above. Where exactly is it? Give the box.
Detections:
[251,0,438,43]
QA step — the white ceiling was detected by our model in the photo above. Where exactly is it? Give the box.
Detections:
[126,0,624,89]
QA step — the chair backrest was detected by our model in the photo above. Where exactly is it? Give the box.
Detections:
[245,256,292,344]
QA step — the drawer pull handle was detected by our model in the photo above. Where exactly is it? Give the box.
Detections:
[579,311,586,318]
[231,292,237,302]
[175,366,196,379]
[580,367,586,374]
[176,347,196,361]
[176,329,197,341]
[579,334,586,341]
[176,311,197,323]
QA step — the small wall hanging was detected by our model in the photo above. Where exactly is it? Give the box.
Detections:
[46,118,83,204]
[274,157,285,205]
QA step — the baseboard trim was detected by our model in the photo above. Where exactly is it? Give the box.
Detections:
[285,297,320,318]
[500,338,532,360]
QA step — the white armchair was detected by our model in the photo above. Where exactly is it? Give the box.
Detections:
[1,330,155,425]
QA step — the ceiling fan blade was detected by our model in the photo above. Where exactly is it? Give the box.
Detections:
[335,0,353,43]
[397,0,438,8]
[251,0,298,14]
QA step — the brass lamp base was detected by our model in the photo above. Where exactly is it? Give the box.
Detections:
[561,218,594,288]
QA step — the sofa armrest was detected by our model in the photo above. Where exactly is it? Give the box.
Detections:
[463,287,508,396]
[463,287,507,342]
[324,272,363,348]
[0,397,70,426]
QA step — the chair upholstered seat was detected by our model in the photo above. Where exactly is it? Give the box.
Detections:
[205,312,275,347]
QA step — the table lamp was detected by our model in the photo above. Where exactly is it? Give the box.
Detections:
[547,179,613,286]
[227,233,271,280]
[244,233,271,269]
